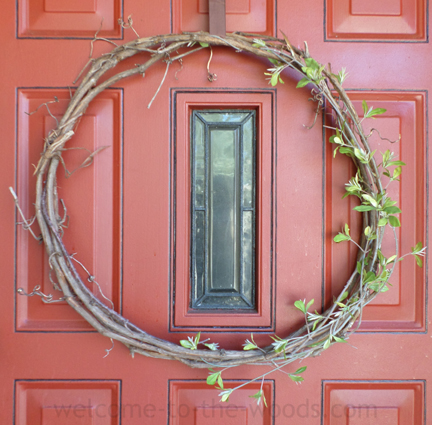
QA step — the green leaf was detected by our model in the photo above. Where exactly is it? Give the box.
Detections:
[219,389,233,402]
[387,160,406,167]
[392,166,402,180]
[356,261,362,275]
[323,338,331,350]
[296,78,310,88]
[294,300,306,314]
[243,343,257,351]
[384,206,401,214]
[252,38,266,47]
[386,255,397,264]
[382,149,391,164]
[180,340,194,349]
[334,233,350,242]
[199,42,209,47]
[249,390,267,407]
[340,291,349,301]
[271,336,288,354]
[204,342,219,351]
[295,366,307,374]
[414,255,423,267]
[333,336,347,343]
[207,372,220,386]
[337,67,348,85]
[339,147,353,156]
[354,205,376,212]
[289,374,304,382]
[388,215,401,227]
[378,218,388,227]
[412,242,423,253]
[268,58,280,65]
[362,194,378,207]
[304,57,321,69]
[387,255,397,264]
[270,73,279,86]
[217,373,224,389]
[383,198,397,208]
[362,100,368,116]
[329,134,343,144]
[363,271,377,284]
[354,148,367,162]
[306,299,314,311]
[367,107,386,118]
[344,223,350,236]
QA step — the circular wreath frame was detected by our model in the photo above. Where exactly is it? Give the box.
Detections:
[32,32,385,368]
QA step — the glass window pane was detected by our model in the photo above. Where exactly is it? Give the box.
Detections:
[190,110,256,310]
[193,118,205,207]
[242,211,254,304]
[243,115,254,208]
[199,111,250,123]
[193,211,206,303]
[209,128,239,292]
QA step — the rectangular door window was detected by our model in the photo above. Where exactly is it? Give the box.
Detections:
[190,110,256,309]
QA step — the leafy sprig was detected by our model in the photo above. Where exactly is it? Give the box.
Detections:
[362,100,387,120]
[179,332,219,351]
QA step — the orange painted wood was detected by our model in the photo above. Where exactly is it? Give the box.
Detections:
[15,381,120,424]
[18,0,122,38]
[169,380,273,424]
[172,0,275,35]
[326,0,426,40]
[16,89,122,331]
[323,381,424,424]
[1,0,432,423]
[325,92,426,332]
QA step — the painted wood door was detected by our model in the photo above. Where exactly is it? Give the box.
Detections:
[1,0,430,424]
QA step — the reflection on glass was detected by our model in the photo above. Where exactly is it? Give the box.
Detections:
[209,129,239,292]
[243,116,254,208]
[194,211,205,300]
[191,110,256,310]
[242,211,253,302]
[199,112,250,123]
[194,119,205,207]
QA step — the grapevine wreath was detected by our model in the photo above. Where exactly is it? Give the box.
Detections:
[14,28,424,403]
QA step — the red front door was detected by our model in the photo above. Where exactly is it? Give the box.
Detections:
[1,0,430,424]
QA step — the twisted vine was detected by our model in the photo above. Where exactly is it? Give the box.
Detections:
[17,30,424,403]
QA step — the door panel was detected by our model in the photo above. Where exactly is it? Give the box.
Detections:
[325,92,426,332]
[326,0,426,41]
[16,89,122,331]
[172,0,275,35]
[1,0,430,424]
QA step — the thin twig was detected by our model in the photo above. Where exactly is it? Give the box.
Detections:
[207,46,217,82]
[89,18,119,58]
[148,61,170,108]
[9,187,41,240]
[25,97,59,127]
[118,15,140,38]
